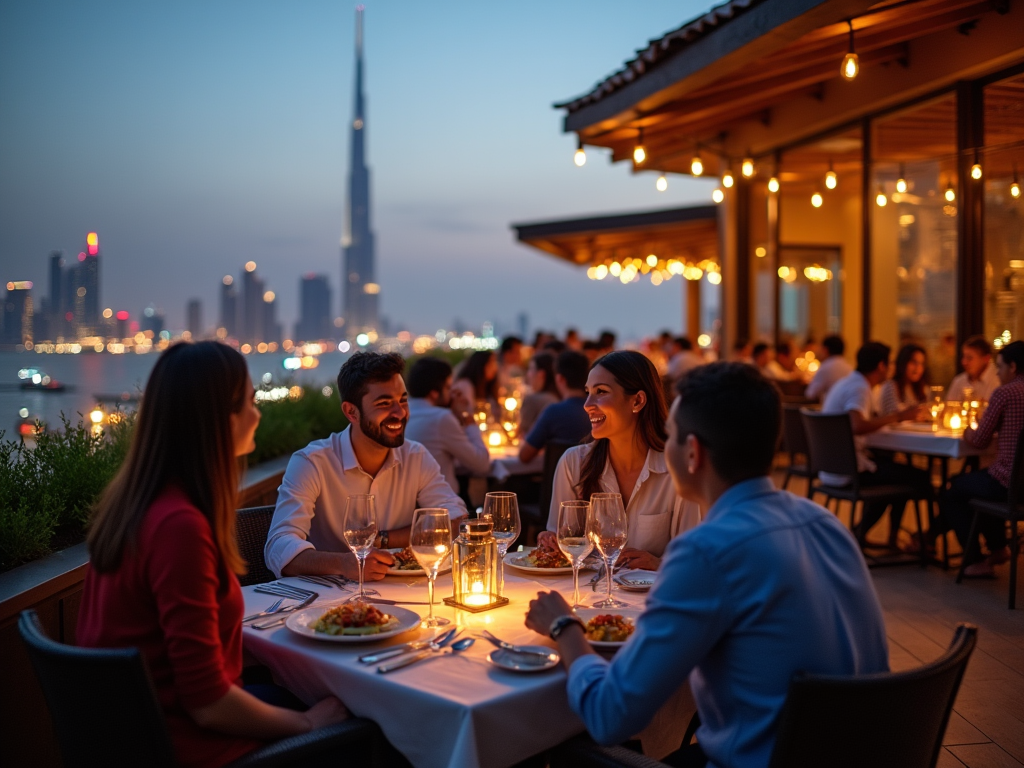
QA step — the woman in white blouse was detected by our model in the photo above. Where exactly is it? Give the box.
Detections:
[878,343,928,416]
[536,350,700,570]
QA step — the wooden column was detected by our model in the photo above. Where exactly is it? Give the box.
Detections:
[956,80,985,353]
[687,278,701,339]
[735,177,752,342]
[861,116,873,344]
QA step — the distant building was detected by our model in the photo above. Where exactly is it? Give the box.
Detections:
[240,262,264,344]
[262,291,281,345]
[187,299,202,339]
[1,282,33,346]
[141,306,164,337]
[219,275,237,338]
[82,232,100,330]
[295,274,332,341]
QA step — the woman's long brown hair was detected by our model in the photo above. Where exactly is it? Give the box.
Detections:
[894,343,928,404]
[576,351,669,503]
[87,341,249,575]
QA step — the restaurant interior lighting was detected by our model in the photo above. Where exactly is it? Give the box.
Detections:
[651,271,663,286]
[245,261,257,272]
[1012,176,1021,199]
[656,174,668,192]
[722,171,734,188]
[690,155,703,176]
[594,264,608,280]
[768,177,780,193]
[971,160,983,180]
[755,246,767,258]
[825,163,837,190]
[633,128,646,165]
[811,191,823,208]
[574,139,586,167]
[876,186,888,207]
[945,183,956,202]
[741,158,755,178]
[841,20,859,80]
[896,164,907,194]
[707,271,722,285]
[609,261,622,276]
[712,188,725,203]
[646,254,658,267]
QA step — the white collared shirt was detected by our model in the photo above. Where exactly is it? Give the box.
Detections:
[264,426,467,577]
[405,398,492,492]
[947,363,1000,402]
[546,443,701,556]
[805,355,853,401]
[820,370,875,485]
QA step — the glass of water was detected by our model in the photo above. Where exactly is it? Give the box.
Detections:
[557,500,593,608]
[481,491,520,598]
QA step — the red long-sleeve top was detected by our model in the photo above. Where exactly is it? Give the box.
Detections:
[77,486,262,767]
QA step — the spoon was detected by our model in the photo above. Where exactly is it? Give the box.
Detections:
[377,637,475,673]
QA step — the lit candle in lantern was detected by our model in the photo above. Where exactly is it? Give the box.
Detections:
[949,414,961,431]
[464,581,490,606]
[488,431,503,447]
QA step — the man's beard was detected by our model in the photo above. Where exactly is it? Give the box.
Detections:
[360,412,406,448]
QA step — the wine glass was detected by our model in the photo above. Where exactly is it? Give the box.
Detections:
[482,491,520,597]
[343,494,379,603]
[410,508,453,627]
[557,501,593,608]
[587,493,629,609]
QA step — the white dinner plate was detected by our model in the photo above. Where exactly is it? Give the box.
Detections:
[487,646,560,673]
[384,548,452,577]
[504,547,576,575]
[574,608,642,649]
[285,602,421,643]
[614,569,657,592]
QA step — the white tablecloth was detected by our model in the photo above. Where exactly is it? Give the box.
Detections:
[242,567,691,768]
[864,425,993,459]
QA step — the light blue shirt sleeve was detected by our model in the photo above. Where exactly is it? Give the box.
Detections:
[566,540,728,745]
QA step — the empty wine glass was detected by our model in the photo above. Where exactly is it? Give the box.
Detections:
[557,501,593,608]
[410,508,453,627]
[343,494,379,603]
[482,491,520,597]
[587,493,629,609]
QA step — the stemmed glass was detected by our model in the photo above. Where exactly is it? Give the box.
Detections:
[409,508,452,627]
[557,501,593,608]
[482,491,520,597]
[343,494,379,603]
[587,493,629,609]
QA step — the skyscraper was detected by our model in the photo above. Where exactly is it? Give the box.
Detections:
[240,261,264,343]
[187,299,202,339]
[295,274,332,342]
[341,6,379,335]
[82,232,100,330]
[219,275,237,338]
[1,282,33,346]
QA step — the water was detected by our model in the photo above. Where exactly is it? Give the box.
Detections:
[0,350,351,433]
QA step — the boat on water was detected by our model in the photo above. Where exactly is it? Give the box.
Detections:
[17,367,67,392]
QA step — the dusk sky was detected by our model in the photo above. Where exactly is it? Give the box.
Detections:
[1,1,718,340]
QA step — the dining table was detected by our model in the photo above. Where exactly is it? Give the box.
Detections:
[864,423,994,485]
[241,562,692,768]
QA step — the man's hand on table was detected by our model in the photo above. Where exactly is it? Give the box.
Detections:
[617,547,660,571]
[525,591,596,669]
[536,531,557,551]
[282,548,394,580]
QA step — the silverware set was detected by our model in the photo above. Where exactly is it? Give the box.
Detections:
[588,561,627,591]
[477,630,554,659]
[245,583,321,630]
[296,574,355,590]
[375,630,475,673]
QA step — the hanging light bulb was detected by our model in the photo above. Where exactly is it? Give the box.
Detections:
[841,20,859,81]
[712,188,725,204]
[722,171,735,188]
[573,139,586,167]
[656,174,668,192]
[811,191,823,208]
[825,162,837,190]
[876,186,888,207]
[895,164,907,194]
[945,183,956,203]
[741,158,755,178]
[971,158,983,181]
[1012,167,1021,199]
[768,177,780,193]
[690,155,703,176]
[633,127,646,165]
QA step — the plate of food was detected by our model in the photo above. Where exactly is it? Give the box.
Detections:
[285,601,421,643]
[385,547,451,576]
[573,608,641,649]
[504,546,577,575]
[614,569,657,592]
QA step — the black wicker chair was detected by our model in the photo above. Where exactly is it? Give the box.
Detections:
[956,426,1024,608]
[780,404,815,497]
[19,609,384,768]
[549,623,977,768]
[237,505,277,586]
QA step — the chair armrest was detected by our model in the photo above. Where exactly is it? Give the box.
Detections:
[550,734,671,768]
[228,718,381,768]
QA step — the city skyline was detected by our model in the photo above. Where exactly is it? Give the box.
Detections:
[1,1,719,340]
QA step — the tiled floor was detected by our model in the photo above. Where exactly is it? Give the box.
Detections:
[778,471,1024,768]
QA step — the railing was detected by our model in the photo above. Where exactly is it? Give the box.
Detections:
[0,456,289,767]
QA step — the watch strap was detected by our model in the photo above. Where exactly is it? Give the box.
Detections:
[549,614,585,641]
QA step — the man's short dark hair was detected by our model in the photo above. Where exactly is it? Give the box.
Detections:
[675,337,693,351]
[407,357,452,399]
[963,335,992,357]
[822,335,845,357]
[500,336,522,354]
[557,351,590,390]
[336,352,405,407]
[998,340,1024,372]
[597,330,616,350]
[674,362,781,484]
[775,341,792,357]
[543,339,567,354]
[856,342,891,375]
[752,342,770,359]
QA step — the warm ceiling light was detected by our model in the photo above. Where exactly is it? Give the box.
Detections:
[841,20,859,80]
[656,174,668,192]
[712,188,725,203]
[741,158,755,178]
[573,139,586,167]
[971,163,983,180]
[811,191,823,208]
[895,164,907,194]
[825,163,837,190]
[876,187,888,207]
[768,177,780,193]
[1012,181,1021,199]
[945,184,956,202]
[691,155,703,176]
[722,171,734,188]
[646,254,658,267]
[245,261,257,272]
[633,127,646,165]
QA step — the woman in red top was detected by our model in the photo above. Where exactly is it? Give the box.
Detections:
[77,341,347,768]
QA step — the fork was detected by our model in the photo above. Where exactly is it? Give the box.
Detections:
[297,575,352,590]
[589,562,626,591]
[242,598,285,624]
[255,583,317,600]
[478,630,554,658]
[250,593,318,630]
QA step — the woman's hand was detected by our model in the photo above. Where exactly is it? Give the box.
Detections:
[617,547,661,571]
[536,531,558,551]
[303,696,349,731]
[524,590,574,636]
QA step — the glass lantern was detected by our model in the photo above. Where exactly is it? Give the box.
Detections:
[443,519,509,612]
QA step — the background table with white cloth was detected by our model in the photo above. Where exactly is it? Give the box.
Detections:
[242,567,693,768]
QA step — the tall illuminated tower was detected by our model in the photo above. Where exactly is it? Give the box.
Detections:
[341,5,379,335]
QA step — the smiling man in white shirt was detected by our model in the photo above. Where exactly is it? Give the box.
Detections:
[264,352,467,579]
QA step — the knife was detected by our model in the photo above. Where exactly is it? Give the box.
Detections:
[376,630,464,672]
[359,628,457,664]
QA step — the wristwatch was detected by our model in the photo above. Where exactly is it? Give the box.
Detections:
[549,614,585,641]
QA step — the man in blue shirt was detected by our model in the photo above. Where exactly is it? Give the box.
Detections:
[526,362,889,768]
[518,350,592,464]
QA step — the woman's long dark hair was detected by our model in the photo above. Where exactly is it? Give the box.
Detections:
[531,352,560,398]
[87,341,249,575]
[577,351,669,503]
[457,350,498,401]
[894,343,928,404]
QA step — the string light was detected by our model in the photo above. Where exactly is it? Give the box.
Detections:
[825,162,837,190]
[768,177,780,193]
[712,188,725,204]
[945,183,956,202]
[895,164,907,194]
[876,186,888,207]
[573,139,586,167]
[841,20,859,81]
[722,171,735,188]
[690,155,703,176]
[741,158,755,178]
[1011,166,1021,199]
[971,150,982,180]
[633,127,646,165]
[811,191,823,208]
[656,174,668,192]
